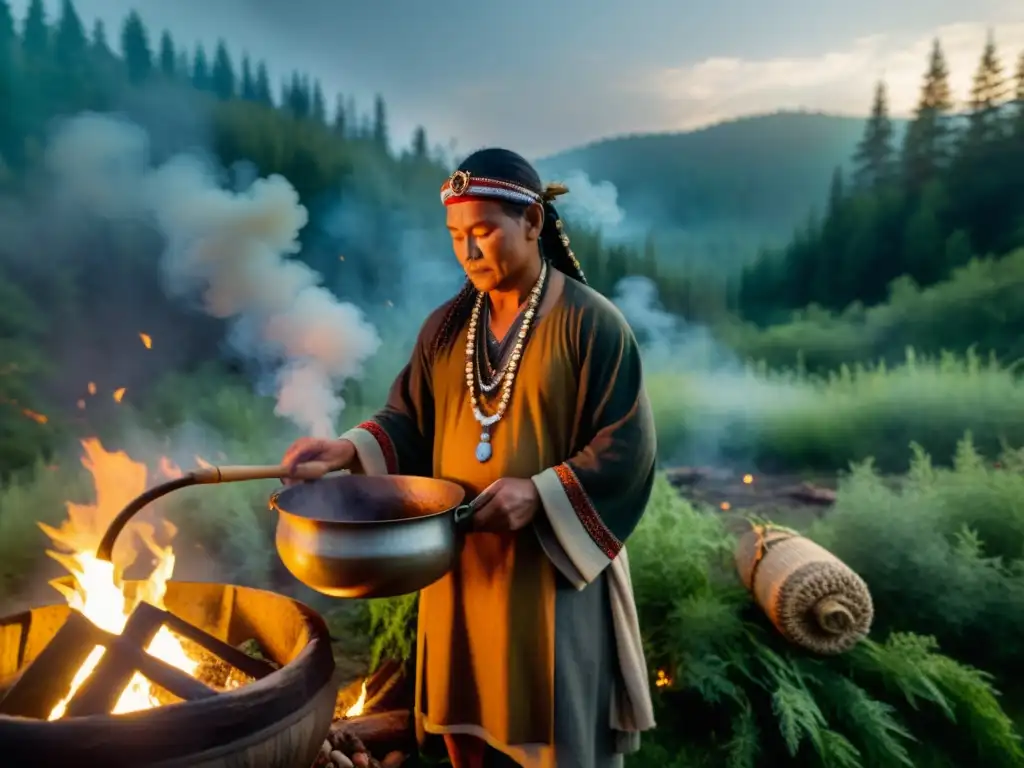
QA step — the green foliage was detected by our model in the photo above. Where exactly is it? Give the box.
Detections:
[721,249,1024,371]
[649,347,1024,473]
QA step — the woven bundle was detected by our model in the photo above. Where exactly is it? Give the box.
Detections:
[734,525,874,655]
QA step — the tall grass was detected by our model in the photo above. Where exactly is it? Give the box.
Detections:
[649,347,1024,472]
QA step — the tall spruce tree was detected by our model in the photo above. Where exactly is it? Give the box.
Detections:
[21,0,48,58]
[54,0,85,68]
[1014,50,1024,135]
[0,0,12,51]
[853,81,895,190]
[372,94,388,149]
[239,55,255,100]
[412,125,428,159]
[332,95,347,137]
[158,30,176,78]
[211,40,235,99]
[90,19,111,58]
[963,32,1009,149]
[191,44,210,91]
[311,80,326,123]
[902,39,954,188]
[254,61,272,104]
[120,10,152,84]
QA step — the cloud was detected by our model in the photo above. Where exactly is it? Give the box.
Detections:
[644,21,1024,130]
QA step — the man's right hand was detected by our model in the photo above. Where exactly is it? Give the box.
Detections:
[280,437,357,484]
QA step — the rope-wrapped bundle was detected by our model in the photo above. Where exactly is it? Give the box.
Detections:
[735,525,874,655]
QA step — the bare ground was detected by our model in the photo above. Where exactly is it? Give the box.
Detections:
[663,466,839,533]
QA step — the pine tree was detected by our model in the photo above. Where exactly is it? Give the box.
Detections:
[0,0,12,51]
[157,30,176,78]
[1014,50,1024,135]
[963,32,1009,149]
[853,81,895,190]
[286,72,309,117]
[175,51,188,78]
[211,40,235,99]
[372,94,388,149]
[21,0,48,58]
[902,39,954,188]
[54,0,85,68]
[641,232,658,279]
[254,61,272,104]
[120,10,152,84]
[311,80,326,123]
[191,44,210,91]
[90,19,111,58]
[412,126,428,159]
[239,55,255,100]
[332,95,347,137]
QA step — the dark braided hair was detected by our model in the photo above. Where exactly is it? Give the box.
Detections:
[431,148,587,357]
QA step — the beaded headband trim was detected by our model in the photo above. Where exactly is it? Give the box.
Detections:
[440,171,542,206]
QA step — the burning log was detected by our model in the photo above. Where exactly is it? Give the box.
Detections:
[314,710,413,768]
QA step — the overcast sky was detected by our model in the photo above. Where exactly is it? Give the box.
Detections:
[10,0,1024,157]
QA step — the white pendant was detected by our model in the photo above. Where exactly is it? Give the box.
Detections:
[475,441,493,462]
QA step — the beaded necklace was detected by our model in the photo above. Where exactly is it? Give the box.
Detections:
[464,260,548,462]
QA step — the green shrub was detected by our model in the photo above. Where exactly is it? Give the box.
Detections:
[810,437,1024,700]
[630,476,1021,767]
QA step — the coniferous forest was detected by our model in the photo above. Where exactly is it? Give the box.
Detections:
[3,3,1024,767]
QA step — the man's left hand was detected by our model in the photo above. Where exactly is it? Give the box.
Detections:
[470,478,540,532]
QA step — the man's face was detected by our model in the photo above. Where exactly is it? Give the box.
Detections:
[446,200,542,292]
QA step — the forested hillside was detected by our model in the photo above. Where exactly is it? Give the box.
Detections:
[539,112,891,257]
[738,38,1024,326]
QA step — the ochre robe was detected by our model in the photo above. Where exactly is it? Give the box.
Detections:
[341,275,656,767]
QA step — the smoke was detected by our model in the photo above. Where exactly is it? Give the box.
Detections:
[44,113,381,437]
[553,170,625,231]
[612,275,805,467]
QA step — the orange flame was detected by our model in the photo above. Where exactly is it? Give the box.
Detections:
[655,669,672,688]
[139,333,152,349]
[742,474,754,485]
[719,502,731,511]
[87,382,97,395]
[345,680,368,717]
[113,387,126,403]
[40,439,197,719]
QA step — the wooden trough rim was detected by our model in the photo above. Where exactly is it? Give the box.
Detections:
[0,581,336,760]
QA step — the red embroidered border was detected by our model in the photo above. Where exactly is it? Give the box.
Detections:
[553,463,622,559]
[356,420,398,474]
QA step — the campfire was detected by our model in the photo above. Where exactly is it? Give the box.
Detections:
[0,439,337,768]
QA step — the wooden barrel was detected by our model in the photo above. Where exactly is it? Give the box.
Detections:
[735,526,874,655]
[0,582,337,768]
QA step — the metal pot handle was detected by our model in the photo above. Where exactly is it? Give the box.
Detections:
[452,503,477,532]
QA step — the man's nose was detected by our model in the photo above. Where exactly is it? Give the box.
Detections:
[465,237,483,261]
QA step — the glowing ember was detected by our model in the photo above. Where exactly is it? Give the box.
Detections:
[719,502,731,511]
[742,474,754,485]
[655,669,672,688]
[139,333,152,349]
[77,399,86,410]
[23,408,47,424]
[345,680,368,717]
[87,382,97,395]
[39,438,197,720]
[113,387,126,403]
